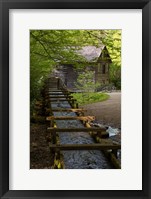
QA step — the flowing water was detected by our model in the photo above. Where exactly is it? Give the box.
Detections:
[49,92,113,169]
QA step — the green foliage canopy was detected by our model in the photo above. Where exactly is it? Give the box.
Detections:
[30,29,121,110]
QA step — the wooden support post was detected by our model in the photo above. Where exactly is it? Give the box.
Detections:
[72,99,74,108]
[57,78,60,90]
[55,151,61,159]
[110,153,121,169]
[50,119,54,128]
[103,150,121,169]
[76,103,79,109]
[52,131,57,144]
[50,122,57,144]
[112,149,118,158]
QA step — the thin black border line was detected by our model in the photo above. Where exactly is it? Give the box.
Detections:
[0,0,150,198]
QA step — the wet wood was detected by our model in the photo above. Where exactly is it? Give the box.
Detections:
[85,122,91,128]
[49,108,87,112]
[49,99,77,102]
[46,116,95,121]
[46,94,71,97]
[49,143,121,150]
[47,127,106,132]
[110,153,121,169]
[98,131,109,138]
[47,96,73,98]
[52,131,57,144]
[47,90,71,93]
[103,150,121,169]
[46,91,63,93]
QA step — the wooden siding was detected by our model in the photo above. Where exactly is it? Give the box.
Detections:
[56,46,111,91]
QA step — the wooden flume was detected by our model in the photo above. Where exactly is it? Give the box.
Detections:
[44,77,121,169]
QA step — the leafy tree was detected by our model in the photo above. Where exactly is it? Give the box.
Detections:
[30,30,121,114]
[75,71,100,104]
[102,30,121,89]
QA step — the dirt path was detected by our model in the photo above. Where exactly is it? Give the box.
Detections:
[82,92,121,128]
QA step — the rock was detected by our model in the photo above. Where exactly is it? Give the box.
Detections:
[106,126,119,137]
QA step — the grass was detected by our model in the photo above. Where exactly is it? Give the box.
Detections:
[72,92,109,106]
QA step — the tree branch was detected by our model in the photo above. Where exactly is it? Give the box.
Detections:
[30,32,53,60]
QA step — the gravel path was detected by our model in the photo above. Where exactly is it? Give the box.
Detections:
[82,92,121,128]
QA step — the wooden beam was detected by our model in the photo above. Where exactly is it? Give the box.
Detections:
[46,94,70,96]
[47,90,71,93]
[46,91,63,93]
[49,108,87,112]
[49,143,121,151]
[47,127,106,132]
[48,90,59,91]
[49,99,76,102]
[46,116,95,121]
[48,96,73,98]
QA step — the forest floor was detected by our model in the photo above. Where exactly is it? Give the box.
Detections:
[82,92,121,129]
[30,123,54,169]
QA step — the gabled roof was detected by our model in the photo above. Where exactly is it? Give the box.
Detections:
[78,45,104,61]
